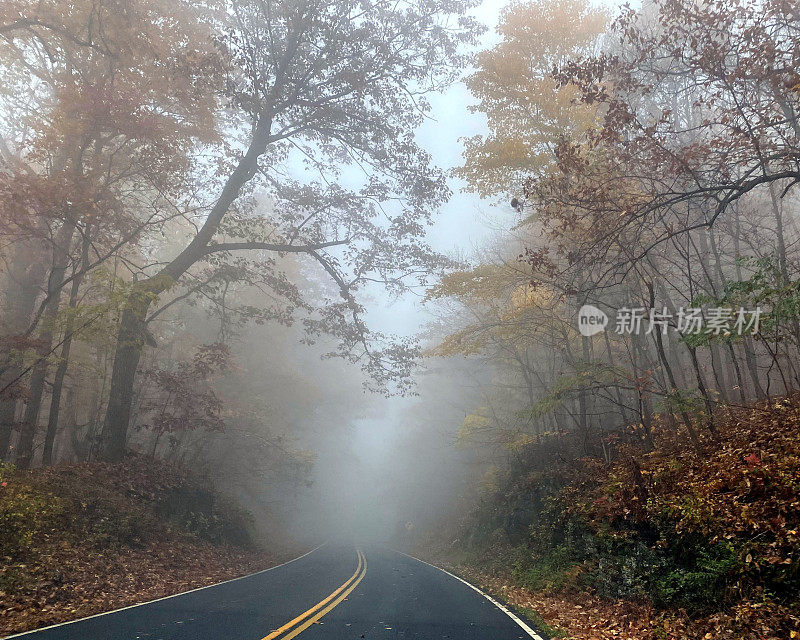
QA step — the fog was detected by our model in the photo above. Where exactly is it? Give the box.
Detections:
[0,0,646,550]
[279,0,632,549]
[3,0,797,636]
[234,0,635,549]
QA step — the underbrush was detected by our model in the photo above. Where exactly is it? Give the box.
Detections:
[0,456,278,634]
[0,457,255,560]
[444,395,800,636]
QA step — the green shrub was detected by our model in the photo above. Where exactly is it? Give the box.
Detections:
[518,545,580,592]
[0,465,66,559]
[650,542,739,611]
[85,508,149,548]
[491,503,742,614]
[175,498,254,547]
[584,540,659,600]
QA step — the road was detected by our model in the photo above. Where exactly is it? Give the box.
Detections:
[6,545,546,640]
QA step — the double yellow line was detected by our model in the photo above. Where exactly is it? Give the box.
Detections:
[261,549,367,640]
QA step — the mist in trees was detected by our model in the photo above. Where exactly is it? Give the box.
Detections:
[0,0,488,539]
[1,0,799,600]
[434,0,800,464]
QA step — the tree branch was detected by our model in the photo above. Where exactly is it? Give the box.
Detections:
[201,239,349,256]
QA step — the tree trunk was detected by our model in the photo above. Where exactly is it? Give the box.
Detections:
[604,329,632,425]
[578,333,589,434]
[0,244,49,459]
[768,181,800,388]
[732,207,766,399]
[647,283,702,452]
[16,220,77,469]
[0,400,16,462]
[630,331,654,450]
[696,230,731,402]
[727,343,747,406]
[15,363,46,469]
[686,344,716,434]
[98,118,273,462]
[743,337,766,400]
[656,328,702,451]
[575,284,591,435]
[42,233,89,465]
[97,294,151,462]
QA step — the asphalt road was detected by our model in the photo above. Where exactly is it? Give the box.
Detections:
[7,545,545,640]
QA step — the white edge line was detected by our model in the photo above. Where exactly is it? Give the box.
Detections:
[392,549,546,640]
[3,542,328,639]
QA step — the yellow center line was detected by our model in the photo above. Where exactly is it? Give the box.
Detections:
[261,549,366,640]
[280,551,367,640]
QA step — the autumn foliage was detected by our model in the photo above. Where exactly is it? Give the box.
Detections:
[429,396,800,638]
[425,0,800,636]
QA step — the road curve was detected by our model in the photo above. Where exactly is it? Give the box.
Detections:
[6,545,546,640]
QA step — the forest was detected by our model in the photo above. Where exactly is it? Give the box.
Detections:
[1,0,799,639]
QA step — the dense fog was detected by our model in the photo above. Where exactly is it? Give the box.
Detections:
[3,0,800,635]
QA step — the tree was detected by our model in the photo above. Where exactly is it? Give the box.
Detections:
[534,0,800,282]
[455,0,606,199]
[0,0,223,466]
[139,343,230,456]
[439,0,617,458]
[97,0,483,461]
[435,0,800,475]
